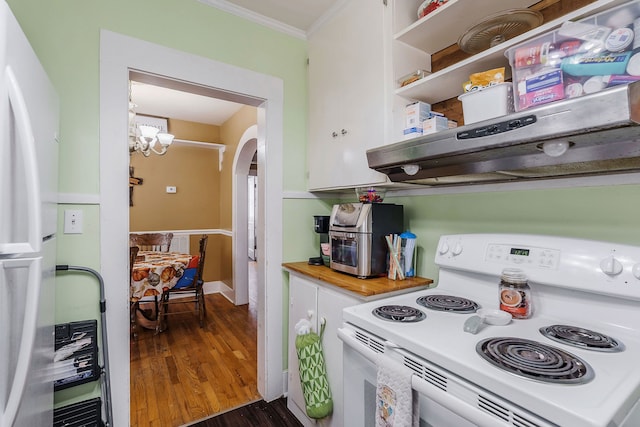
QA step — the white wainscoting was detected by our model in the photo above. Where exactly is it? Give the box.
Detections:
[169,233,190,253]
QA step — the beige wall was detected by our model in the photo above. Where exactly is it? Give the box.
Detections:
[169,118,221,142]
[219,105,258,229]
[130,119,221,280]
[129,118,221,231]
[130,108,257,286]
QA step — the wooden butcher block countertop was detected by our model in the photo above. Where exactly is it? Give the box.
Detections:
[283,262,434,301]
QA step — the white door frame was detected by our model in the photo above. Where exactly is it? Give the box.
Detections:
[99,31,284,427]
[232,125,258,306]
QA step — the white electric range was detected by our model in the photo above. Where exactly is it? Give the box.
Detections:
[338,234,640,427]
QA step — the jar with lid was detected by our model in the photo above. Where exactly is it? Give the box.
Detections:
[499,268,532,319]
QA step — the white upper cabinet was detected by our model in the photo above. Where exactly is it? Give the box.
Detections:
[307,0,428,191]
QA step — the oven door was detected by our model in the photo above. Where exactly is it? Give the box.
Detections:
[338,326,553,427]
[330,230,371,277]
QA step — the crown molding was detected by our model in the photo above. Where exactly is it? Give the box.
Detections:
[198,0,307,40]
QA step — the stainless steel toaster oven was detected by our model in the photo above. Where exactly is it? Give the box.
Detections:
[329,203,403,278]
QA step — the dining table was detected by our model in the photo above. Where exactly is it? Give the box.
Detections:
[130,250,194,301]
[130,250,195,332]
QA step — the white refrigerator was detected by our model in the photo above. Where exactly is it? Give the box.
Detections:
[0,1,59,426]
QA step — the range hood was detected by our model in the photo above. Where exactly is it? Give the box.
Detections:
[367,81,640,186]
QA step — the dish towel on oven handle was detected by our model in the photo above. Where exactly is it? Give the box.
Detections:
[295,318,333,419]
[376,354,418,427]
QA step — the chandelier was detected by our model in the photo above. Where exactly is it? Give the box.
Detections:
[128,84,174,156]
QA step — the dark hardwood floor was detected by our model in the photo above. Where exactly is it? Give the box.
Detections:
[130,289,261,426]
[185,398,303,427]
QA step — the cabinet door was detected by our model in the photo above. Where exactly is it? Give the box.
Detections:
[307,0,390,190]
[316,286,359,427]
[287,276,318,426]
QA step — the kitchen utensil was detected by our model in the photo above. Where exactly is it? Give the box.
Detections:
[463,309,512,334]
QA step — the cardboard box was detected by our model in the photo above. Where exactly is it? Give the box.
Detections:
[403,127,422,140]
[405,101,431,128]
[517,69,564,110]
[421,116,449,135]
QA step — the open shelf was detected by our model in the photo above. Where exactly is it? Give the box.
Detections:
[394,0,628,104]
[394,0,539,54]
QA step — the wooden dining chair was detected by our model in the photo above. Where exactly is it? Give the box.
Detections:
[129,232,174,252]
[158,235,208,330]
[129,246,140,339]
[129,232,173,328]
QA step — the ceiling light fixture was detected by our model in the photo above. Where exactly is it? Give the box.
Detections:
[128,83,174,156]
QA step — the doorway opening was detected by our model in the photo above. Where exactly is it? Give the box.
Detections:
[128,76,261,424]
[99,30,284,427]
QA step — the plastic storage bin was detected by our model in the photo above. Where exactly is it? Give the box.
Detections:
[506,0,640,111]
[457,83,514,124]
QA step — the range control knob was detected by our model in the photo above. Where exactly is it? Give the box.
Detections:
[632,263,640,280]
[600,255,623,276]
[438,242,450,255]
[452,242,463,256]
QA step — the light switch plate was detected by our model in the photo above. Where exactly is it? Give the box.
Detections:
[166,186,177,193]
[64,209,83,234]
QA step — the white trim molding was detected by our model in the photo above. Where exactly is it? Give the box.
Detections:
[100,30,285,426]
[58,193,101,205]
[197,0,306,40]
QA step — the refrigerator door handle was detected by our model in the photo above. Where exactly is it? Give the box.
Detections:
[0,258,41,427]
[3,66,41,254]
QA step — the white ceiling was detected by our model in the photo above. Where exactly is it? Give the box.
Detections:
[131,0,341,127]
[131,81,245,127]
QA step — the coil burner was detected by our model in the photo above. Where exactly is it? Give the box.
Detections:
[416,295,479,313]
[540,324,624,353]
[372,305,426,323]
[476,337,594,384]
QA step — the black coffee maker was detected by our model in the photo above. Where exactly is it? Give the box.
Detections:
[309,215,330,266]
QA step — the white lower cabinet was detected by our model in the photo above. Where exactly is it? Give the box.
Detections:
[287,274,360,427]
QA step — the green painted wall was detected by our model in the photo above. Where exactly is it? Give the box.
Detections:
[7,0,309,407]
[388,183,640,283]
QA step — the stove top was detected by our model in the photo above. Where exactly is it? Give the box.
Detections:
[372,305,426,322]
[341,234,640,427]
[476,337,594,384]
[539,324,624,353]
[416,294,478,313]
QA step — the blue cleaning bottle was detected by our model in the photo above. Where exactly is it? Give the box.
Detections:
[399,231,417,278]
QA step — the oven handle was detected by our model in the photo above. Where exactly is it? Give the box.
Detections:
[338,327,517,427]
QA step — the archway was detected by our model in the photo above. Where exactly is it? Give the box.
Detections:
[232,125,258,305]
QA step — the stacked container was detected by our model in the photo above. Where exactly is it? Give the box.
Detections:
[506,0,640,111]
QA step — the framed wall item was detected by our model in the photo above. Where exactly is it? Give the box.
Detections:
[134,114,168,133]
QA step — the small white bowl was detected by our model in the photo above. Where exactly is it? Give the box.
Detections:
[477,309,512,325]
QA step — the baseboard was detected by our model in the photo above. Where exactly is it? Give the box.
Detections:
[202,280,236,304]
[283,370,288,397]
